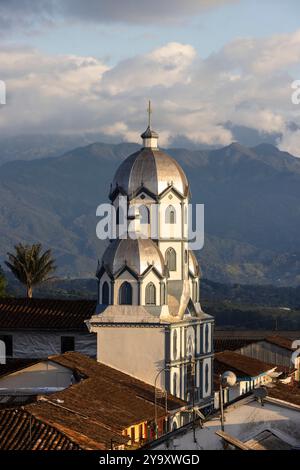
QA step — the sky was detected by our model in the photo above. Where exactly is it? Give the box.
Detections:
[1,0,300,154]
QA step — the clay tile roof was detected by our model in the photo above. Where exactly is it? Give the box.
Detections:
[267,382,300,407]
[21,352,186,450]
[264,335,294,351]
[0,408,81,450]
[214,338,255,353]
[215,351,275,378]
[0,298,96,330]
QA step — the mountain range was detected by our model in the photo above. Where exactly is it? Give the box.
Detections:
[1,138,300,286]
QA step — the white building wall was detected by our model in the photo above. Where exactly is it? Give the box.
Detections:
[97,326,166,388]
[0,361,74,391]
[0,331,97,359]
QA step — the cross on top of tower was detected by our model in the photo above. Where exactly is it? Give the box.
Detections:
[141,100,158,148]
[147,100,152,128]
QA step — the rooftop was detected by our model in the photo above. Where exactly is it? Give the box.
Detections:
[0,352,185,450]
[264,335,294,351]
[267,381,300,407]
[214,350,276,378]
[0,408,80,450]
[0,298,96,330]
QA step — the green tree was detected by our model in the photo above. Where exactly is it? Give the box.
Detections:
[0,265,7,297]
[5,243,56,298]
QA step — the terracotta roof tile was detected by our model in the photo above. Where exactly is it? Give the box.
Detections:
[0,408,80,450]
[264,335,294,351]
[267,382,300,406]
[19,352,186,450]
[215,351,275,378]
[0,298,96,330]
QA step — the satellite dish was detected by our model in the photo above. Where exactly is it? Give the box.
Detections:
[253,387,268,400]
[221,371,237,387]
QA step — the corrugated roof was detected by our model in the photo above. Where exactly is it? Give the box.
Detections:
[0,298,96,330]
[0,408,81,450]
[215,351,275,378]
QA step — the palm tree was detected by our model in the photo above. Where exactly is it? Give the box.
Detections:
[0,265,7,298]
[5,243,56,298]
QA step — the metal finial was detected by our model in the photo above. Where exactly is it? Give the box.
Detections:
[147,100,152,128]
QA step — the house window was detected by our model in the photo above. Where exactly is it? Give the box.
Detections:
[130,427,135,444]
[165,248,176,271]
[173,330,178,360]
[61,336,75,354]
[102,281,109,304]
[165,205,176,224]
[119,282,132,305]
[145,282,156,305]
[0,335,13,358]
[139,424,143,441]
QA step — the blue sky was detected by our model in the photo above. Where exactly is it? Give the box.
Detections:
[1,0,300,154]
[7,1,300,63]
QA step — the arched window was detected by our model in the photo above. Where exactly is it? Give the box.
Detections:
[173,372,178,397]
[173,330,177,360]
[139,205,150,224]
[205,323,209,353]
[165,205,176,224]
[145,282,156,305]
[119,282,132,305]
[187,336,193,358]
[102,281,109,305]
[161,283,166,305]
[166,247,176,271]
[205,363,209,394]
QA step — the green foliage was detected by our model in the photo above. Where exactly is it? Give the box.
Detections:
[0,265,7,297]
[5,243,56,298]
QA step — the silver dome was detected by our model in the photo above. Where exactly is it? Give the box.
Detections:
[102,238,166,277]
[111,148,189,199]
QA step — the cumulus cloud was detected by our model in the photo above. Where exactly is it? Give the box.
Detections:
[1,31,300,152]
[0,0,236,33]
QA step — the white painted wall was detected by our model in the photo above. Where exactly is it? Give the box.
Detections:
[0,360,74,391]
[0,331,97,358]
[97,326,166,388]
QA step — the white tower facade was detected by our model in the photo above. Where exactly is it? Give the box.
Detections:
[87,111,214,417]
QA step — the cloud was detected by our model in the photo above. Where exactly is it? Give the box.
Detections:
[1,31,300,153]
[0,0,237,33]
[278,130,300,157]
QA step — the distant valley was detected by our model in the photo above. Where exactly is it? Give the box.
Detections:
[1,138,300,286]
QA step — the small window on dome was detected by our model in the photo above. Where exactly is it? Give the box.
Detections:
[145,282,156,305]
[102,281,109,305]
[139,205,150,224]
[119,282,132,305]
